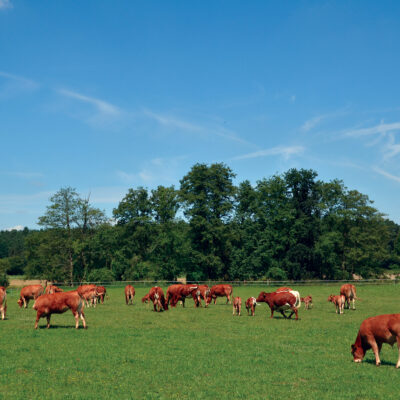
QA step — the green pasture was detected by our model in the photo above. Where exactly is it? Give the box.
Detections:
[1,284,400,399]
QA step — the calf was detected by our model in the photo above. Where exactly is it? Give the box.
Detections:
[328,294,345,314]
[340,284,357,310]
[77,285,98,308]
[351,314,400,368]
[33,291,86,329]
[256,290,301,320]
[206,284,233,306]
[195,285,210,307]
[125,285,135,305]
[232,296,242,316]
[245,297,257,316]
[45,285,63,294]
[0,286,6,320]
[301,295,313,310]
[17,284,44,308]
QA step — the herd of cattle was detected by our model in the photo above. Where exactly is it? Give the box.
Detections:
[0,281,399,368]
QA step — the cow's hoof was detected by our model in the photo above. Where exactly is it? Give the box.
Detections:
[376,362,381,367]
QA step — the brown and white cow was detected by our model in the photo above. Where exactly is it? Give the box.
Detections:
[77,285,98,308]
[195,285,210,307]
[206,284,233,306]
[44,285,63,294]
[328,294,345,314]
[143,286,168,312]
[351,314,400,368]
[0,286,7,320]
[340,284,357,310]
[166,284,199,308]
[96,286,107,304]
[125,285,135,305]
[17,284,44,308]
[301,295,313,310]
[256,289,301,320]
[33,291,86,329]
[275,287,293,293]
[232,296,242,316]
[245,297,257,316]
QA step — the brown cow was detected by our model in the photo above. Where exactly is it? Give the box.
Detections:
[301,295,313,310]
[96,286,107,304]
[232,296,242,316]
[125,285,135,305]
[77,285,98,308]
[340,284,357,310]
[245,297,257,316]
[44,285,63,294]
[143,286,168,311]
[0,286,7,320]
[166,284,198,307]
[275,287,293,292]
[328,294,345,314]
[206,284,233,306]
[17,285,44,308]
[351,314,400,368]
[33,291,86,329]
[256,290,301,320]
[195,285,210,307]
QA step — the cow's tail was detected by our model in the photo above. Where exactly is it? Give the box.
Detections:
[351,287,359,300]
[292,291,301,308]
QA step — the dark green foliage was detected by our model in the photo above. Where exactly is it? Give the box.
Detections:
[1,165,398,281]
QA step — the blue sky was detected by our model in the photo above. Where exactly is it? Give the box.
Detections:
[2,0,400,230]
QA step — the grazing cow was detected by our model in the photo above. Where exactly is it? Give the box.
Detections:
[301,295,313,310]
[245,297,257,316]
[328,294,345,314]
[143,286,168,312]
[166,284,198,308]
[96,286,107,304]
[44,285,63,294]
[77,285,98,308]
[17,285,44,308]
[340,284,357,310]
[33,291,86,329]
[125,285,135,305]
[195,285,210,307]
[232,297,242,316]
[351,314,400,368]
[256,290,301,320]
[0,286,6,320]
[206,284,233,306]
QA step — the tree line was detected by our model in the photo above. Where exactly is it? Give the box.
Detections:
[1,163,400,285]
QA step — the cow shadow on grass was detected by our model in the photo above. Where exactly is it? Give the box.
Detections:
[364,359,396,367]
[37,325,86,329]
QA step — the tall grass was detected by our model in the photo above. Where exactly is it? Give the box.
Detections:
[1,284,399,399]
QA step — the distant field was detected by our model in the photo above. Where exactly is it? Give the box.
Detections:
[1,284,400,399]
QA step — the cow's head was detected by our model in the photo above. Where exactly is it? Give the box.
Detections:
[256,292,267,303]
[351,343,364,363]
[141,294,150,303]
[17,299,23,308]
[327,295,334,303]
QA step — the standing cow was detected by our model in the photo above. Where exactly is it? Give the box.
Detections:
[328,294,345,314]
[206,284,233,306]
[96,286,107,304]
[33,291,86,329]
[340,284,357,310]
[77,285,98,308]
[166,284,199,308]
[195,285,210,307]
[301,295,313,310]
[232,297,242,316]
[351,314,400,368]
[0,286,7,320]
[256,290,301,320]
[245,297,257,316]
[17,285,44,308]
[125,285,135,305]
[143,286,168,311]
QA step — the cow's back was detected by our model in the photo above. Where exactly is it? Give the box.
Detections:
[34,291,81,311]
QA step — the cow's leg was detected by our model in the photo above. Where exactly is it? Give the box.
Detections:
[238,304,241,316]
[280,310,287,318]
[214,297,217,305]
[72,310,80,329]
[80,311,87,329]
[396,337,400,368]
[46,315,51,329]
[23,297,27,308]
[352,298,356,310]
[270,308,274,319]
[370,340,381,366]
[34,311,42,329]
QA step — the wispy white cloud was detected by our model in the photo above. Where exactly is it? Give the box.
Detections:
[233,145,305,161]
[0,0,12,10]
[58,89,121,116]
[344,121,400,138]
[0,70,39,98]
[382,133,400,160]
[373,167,400,183]
[6,225,24,231]
[301,115,327,132]
[143,108,256,147]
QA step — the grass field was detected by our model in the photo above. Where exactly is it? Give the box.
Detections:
[1,284,400,400]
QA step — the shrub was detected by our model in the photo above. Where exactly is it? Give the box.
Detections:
[265,267,288,281]
[87,268,115,283]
